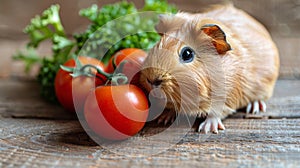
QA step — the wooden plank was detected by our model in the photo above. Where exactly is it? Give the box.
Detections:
[5,35,300,80]
[267,80,300,118]
[0,118,299,167]
[1,78,300,119]
[0,78,76,120]
[232,80,300,119]
[1,1,300,79]
[273,36,300,80]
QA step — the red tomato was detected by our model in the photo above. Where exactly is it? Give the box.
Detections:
[106,48,147,84]
[84,84,149,140]
[54,56,106,113]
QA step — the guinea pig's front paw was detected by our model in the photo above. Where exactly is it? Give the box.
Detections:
[246,100,267,114]
[198,116,225,134]
[157,110,177,125]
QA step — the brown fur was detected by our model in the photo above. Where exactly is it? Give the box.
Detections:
[140,4,279,119]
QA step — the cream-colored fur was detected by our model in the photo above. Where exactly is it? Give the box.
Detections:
[140,4,279,133]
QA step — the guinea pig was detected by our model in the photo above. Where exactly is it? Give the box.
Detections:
[139,4,280,134]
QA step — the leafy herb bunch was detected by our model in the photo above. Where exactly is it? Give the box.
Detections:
[14,0,177,103]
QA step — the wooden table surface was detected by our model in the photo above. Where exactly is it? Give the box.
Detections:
[0,77,300,168]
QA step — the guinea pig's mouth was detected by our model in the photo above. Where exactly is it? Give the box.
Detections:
[149,87,166,100]
[149,87,180,109]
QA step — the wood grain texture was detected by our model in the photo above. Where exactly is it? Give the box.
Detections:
[273,36,300,80]
[0,118,300,168]
[1,78,299,120]
[0,78,76,120]
[0,78,300,167]
[236,80,300,119]
[1,1,300,79]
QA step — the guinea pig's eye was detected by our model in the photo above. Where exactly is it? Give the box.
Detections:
[179,47,195,63]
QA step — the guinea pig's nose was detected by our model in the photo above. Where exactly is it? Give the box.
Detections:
[153,78,163,86]
[147,78,162,87]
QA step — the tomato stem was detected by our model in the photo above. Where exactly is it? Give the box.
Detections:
[80,64,128,86]
[81,64,112,78]
[112,56,117,71]
[113,60,128,74]
[60,57,128,86]
[111,74,128,85]
[60,65,74,72]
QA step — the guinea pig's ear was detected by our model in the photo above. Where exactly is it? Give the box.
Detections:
[155,14,184,35]
[201,24,231,55]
